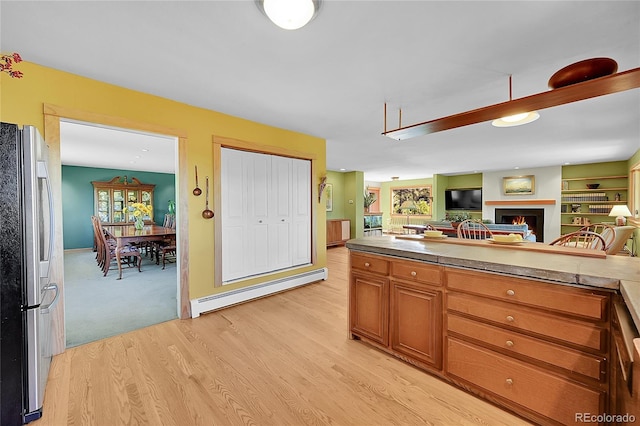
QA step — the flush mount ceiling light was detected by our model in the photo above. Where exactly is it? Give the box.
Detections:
[382,59,640,141]
[256,0,321,30]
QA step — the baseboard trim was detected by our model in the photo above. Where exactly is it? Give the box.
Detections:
[190,267,328,317]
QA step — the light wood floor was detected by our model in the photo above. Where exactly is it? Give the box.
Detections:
[36,247,530,426]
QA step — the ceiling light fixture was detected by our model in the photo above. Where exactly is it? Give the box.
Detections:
[491,75,539,127]
[256,0,321,30]
[382,61,640,140]
[492,111,540,127]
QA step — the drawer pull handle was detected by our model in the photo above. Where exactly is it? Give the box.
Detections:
[506,289,515,296]
[505,378,513,385]
[364,262,370,267]
[411,271,417,277]
[506,315,515,322]
[506,340,514,347]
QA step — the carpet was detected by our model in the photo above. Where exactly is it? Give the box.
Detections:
[64,248,178,347]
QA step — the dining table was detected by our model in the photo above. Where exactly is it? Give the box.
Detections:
[102,224,176,278]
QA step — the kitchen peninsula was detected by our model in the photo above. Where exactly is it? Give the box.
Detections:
[346,235,640,425]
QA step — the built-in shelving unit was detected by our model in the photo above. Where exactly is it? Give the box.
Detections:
[560,172,628,232]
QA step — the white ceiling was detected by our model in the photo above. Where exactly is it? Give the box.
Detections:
[2,1,639,182]
[59,120,177,174]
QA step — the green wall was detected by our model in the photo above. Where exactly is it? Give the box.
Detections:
[325,170,365,238]
[62,165,175,249]
[325,170,346,219]
[629,149,640,256]
[437,173,483,221]
[380,177,434,228]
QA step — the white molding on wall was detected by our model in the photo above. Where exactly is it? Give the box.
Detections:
[190,267,329,317]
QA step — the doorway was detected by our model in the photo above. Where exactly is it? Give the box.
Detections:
[60,120,179,347]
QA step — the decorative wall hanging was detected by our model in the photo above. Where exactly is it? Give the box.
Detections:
[503,175,535,195]
[318,175,327,202]
[193,165,202,196]
[325,183,333,212]
[1,52,23,78]
[391,186,432,217]
[202,176,214,219]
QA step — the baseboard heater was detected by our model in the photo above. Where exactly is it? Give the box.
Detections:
[190,267,329,318]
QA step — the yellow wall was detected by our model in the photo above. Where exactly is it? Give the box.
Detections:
[1,62,327,300]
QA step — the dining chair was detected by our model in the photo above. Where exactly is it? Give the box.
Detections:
[549,230,607,251]
[578,223,616,251]
[91,216,142,278]
[605,225,636,255]
[156,239,176,269]
[457,220,494,240]
[91,215,114,272]
[148,214,176,262]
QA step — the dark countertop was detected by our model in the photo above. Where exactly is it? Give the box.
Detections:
[346,235,640,329]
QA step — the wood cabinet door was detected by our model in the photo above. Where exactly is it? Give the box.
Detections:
[350,273,389,346]
[390,280,442,369]
[326,220,339,245]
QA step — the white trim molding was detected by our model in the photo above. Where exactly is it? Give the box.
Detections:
[190,267,329,317]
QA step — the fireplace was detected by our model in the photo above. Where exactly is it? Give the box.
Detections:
[495,208,545,242]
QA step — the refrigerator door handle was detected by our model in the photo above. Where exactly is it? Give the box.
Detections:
[37,160,55,279]
[40,283,59,314]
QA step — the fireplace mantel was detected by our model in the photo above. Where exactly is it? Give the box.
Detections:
[485,200,556,205]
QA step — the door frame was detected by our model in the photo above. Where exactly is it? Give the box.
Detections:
[43,104,190,354]
[213,135,319,288]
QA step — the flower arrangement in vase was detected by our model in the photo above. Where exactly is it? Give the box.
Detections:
[128,202,152,229]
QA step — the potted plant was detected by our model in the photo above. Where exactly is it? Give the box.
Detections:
[445,211,471,228]
[364,192,377,213]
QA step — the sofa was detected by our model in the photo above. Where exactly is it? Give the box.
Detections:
[418,220,536,241]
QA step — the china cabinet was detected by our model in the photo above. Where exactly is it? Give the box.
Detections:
[92,176,155,224]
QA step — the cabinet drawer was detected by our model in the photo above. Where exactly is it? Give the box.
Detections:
[446,268,608,321]
[391,260,442,286]
[351,253,389,276]
[448,314,606,382]
[447,292,607,352]
[447,338,605,425]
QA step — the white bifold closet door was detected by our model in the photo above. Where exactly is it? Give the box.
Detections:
[221,148,311,283]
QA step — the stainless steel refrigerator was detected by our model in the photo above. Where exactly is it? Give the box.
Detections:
[0,122,58,425]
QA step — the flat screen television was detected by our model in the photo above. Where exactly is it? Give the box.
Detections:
[445,188,482,211]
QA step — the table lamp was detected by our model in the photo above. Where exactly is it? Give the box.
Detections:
[609,205,632,226]
[400,200,417,225]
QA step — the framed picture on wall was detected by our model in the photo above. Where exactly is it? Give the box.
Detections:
[325,183,333,211]
[503,175,535,195]
[391,186,432,217]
